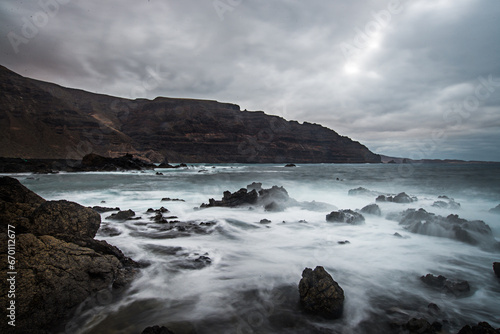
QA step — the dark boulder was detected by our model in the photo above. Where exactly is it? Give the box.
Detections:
[0,177,138,333]
[142,325,176,334]
[494,262,500,279]
[348,187,380,197]
[360,203,381,216]
[392,318,442,334]
[489,204,500,214]
[285,163,296,167]
[376,194,390,202]
[420,274,470,297]
[457,322,500,334]
[299,266,344,319]
[432,197,461,210]
[326,209,365,224]
[393,192,414,203]
[30,200,101,239]
[390,208,499,250]
[106,209,137,221]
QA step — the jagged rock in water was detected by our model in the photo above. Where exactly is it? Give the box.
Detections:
[106,209,137,221]
[92,206,121,213]
[348,187,380,197]
[420,274,470,297]
[299,266,344,319]
[360,203,381,216]
[284,163,296,167]
[432,197,461,210]
[494,262,500,279]
[457,322,500,334]
[326,209,365,224]
[142,326,176,334]
[0,176,138,333]
[489,204,500,214]
[393,192,414,203]
[389,208,499,250]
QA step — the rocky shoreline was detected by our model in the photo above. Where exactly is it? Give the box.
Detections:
[1,177,499,333]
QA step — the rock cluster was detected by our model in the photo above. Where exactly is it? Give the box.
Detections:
[326,209,365,224]
[298,266,344,319]
[0,176,139,333]
[389,208,499,249]
[420,274,470,297]
[376,192,416,203]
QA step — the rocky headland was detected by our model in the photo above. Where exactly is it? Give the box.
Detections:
[0,65,380,164]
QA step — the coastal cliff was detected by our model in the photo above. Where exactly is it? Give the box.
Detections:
[0,65,380,163]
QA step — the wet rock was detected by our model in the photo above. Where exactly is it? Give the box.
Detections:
[489,204,500,214]
[201,188,259,208]
[285,163,296,167]
[457,322,500,334]
[246,182,263,191]
[393,318,442,334]
[348,187,380,196]
[360,203,381,216]
[260,218,272,224]
[326,209,365,224]
[161,197,184,202]
[493,262,500,279]
[420,274,470,297]
[394,232,403,238]
[376,194,391,202]
[390,208,499,249]
[338,240,350,245]
[298,266,344,319]
[99,226,122,237]
[106,209,137,221]
[142,325,175,334]
[92,206,120,213]
[0,176,138,333]
[156,172,164,175]
[432,197,461,210]
[393,192,414,203]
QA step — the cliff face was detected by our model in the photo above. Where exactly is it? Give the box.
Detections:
[0,65,380,163]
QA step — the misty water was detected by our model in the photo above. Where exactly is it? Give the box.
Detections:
[13,163,500,333]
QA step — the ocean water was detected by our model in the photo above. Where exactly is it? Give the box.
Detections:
[11,163,500,333]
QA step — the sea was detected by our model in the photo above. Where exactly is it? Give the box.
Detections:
[10,163,500,334]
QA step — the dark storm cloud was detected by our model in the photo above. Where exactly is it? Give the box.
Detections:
[1,0,499,161]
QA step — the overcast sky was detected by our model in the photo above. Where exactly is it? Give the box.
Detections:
[1,0,499,161]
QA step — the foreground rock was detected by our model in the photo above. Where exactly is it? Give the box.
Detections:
[0,176,139,333]
[420,274,470,297]
[326,209,365,224]
[298,266,344,319]
[388,208,500,250]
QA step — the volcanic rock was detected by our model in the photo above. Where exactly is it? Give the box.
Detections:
[298,266,344,319]
[457,322,500,334]
[389,208,499,249]
[420,274,470,297]
[0,176,138,333]
[494,262,500,279]
[80,153,154,171]
[326,209,365,224]
[106,209,137,221]
[360,203,382,216]
[489,204,500,214]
